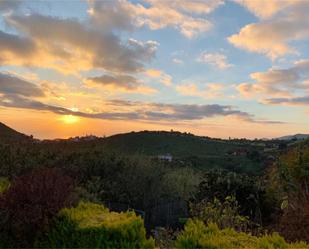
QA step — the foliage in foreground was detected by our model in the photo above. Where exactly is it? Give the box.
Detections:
[194,169,276,225]
[175,219,309,249]
[190,196,251,232]
[36,202,155,249]
[267,141,309,241]
[0,168,74,247]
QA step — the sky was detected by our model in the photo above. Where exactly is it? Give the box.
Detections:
[0,0,309,139]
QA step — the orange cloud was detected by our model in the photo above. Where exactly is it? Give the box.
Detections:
[234,0,295,19]
[2,14,158,75]
[176,83,226,99]
[197,52,233,69]
[229,1,309,59]
[145,69,172,86]
[236,60,309,98]
[228,23,296,59]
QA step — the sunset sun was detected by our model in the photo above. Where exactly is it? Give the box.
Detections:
[61,115,80,124]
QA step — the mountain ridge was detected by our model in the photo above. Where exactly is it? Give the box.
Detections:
[276,134,309,141]
[0,122,31,143]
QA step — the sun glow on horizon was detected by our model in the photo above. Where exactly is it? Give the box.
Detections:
[61,115,80,124]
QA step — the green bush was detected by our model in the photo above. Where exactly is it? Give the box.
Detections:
[174,219,309,249]
[36,202,155,249]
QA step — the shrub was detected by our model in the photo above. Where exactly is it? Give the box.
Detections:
[0,168,73,247]
[36,202,155,249]
[152,227,180,249]
[194,169,273,224]
[174,219,309,249]
[175,219,257,249]
[190,196,251,232]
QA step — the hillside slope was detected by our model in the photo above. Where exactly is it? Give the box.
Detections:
[37,130,264,174]
[0,122,31,144]
[0,123,268,174]
[101,131,240,157]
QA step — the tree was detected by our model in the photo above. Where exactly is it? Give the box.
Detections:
[193,169,274,225]
[190,196,250,232]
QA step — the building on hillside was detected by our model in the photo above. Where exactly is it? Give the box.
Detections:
[234,148,248,156]
[158,153,173,162]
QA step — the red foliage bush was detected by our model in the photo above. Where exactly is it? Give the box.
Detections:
[276,202,309,243]
[0,168,74,246]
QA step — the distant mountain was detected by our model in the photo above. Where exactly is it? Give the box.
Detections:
[0,122,31,144]
[276,134,309,141]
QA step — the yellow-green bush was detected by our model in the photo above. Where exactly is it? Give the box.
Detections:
[36,202,154,249]
[175,219,309,249]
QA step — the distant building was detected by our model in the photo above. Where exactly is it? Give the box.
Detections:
[229,148,248,156]
[158,153,173,162]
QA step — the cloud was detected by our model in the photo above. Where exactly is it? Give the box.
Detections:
[236,59,309,97]
[166,0,224,14]
[84,71,158,94]
[85,73,157,94]
[145,69,172,86]
[86,74,140,90]
[0,30,36,61]
[176,83,225,99]
[229,1,309,59]
[197,52,233,69]
[0,0,22,13]
[104,100,284,124]
[228,22,295,59]
[0,90,281,124]
[87,0,136,31]
[172,58,184,64]
[262,96,309,105]
[143,102,251,121]
[234,0,295,19]
[0,72,44,97]
[88,0,223,38]
[3,14,158,74]
[236,83,260,98]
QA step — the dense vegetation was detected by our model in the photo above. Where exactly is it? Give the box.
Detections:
[36,202,154,248]
[175,220,309,249]
[0,169,74,247]
[0,123,308,248]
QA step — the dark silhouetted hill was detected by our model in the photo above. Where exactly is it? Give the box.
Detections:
[0,122,31,144]
[101,131,241,157]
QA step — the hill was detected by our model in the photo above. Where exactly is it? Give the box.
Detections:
[277,134,309,141]
[95,131,266,173]
[102,131,244,157]
[0,123,270,174]
[0,122,31,144]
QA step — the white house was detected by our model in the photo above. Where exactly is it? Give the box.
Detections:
[158,153,173,162]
